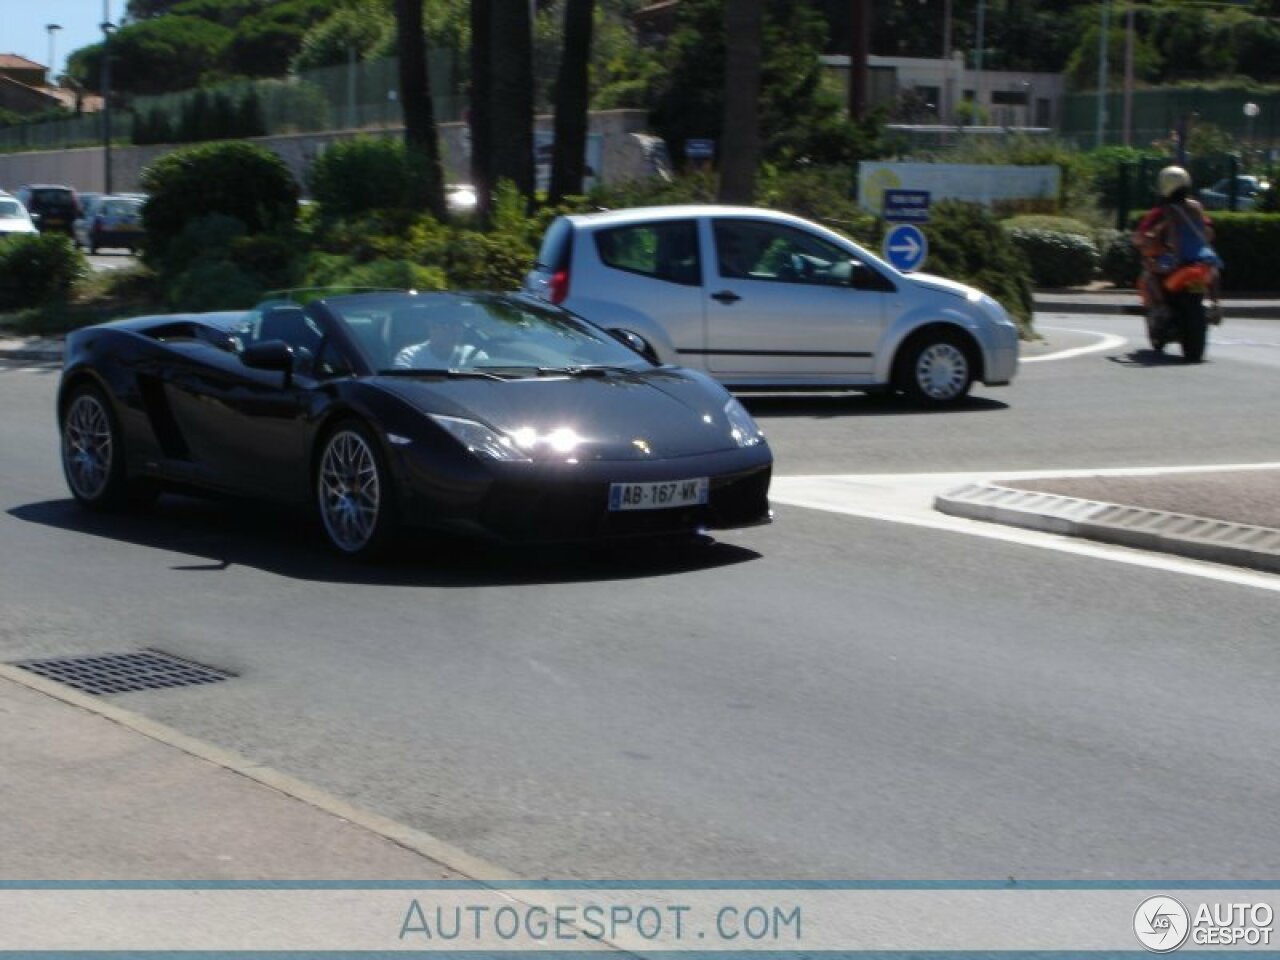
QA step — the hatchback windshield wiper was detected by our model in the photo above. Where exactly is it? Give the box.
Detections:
[377,368,508,381]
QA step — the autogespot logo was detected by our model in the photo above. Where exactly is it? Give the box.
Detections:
[1134,896,1191,953]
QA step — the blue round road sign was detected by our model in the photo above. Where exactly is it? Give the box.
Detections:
[883,223,928,273]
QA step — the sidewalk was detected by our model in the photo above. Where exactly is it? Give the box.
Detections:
[936,465,1280,575]
[0,665,482,880]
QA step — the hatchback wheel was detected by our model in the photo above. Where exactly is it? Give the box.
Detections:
[895,330,974,407]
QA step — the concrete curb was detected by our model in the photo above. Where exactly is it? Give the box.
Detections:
[935,482,1280,575]
[1033,293,1280,318]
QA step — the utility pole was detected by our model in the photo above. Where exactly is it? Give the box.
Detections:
[1096,0,1109,148]
[848,0,870,119]
[1122,3,1134,146]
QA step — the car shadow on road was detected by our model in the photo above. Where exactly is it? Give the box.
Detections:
[9,497,761,588]
[739,393,1009,419]
[1108,349,1198,367]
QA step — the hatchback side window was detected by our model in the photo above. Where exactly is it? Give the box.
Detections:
[595,220,701,286]
[714,220,859,287]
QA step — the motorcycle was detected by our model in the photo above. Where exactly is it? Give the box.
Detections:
[1145,262,1216,363]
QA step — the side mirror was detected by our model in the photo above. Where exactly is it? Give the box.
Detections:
[241,339,294,385]
[29,212,42,225]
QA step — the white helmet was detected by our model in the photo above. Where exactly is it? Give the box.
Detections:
[1157,165,1192,198]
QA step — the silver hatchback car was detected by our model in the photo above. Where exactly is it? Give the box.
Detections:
[523,205,1019,405]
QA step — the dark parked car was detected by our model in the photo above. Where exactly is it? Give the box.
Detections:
[14,184,80,236]
[58,290,773,558]
[73,194,145,254]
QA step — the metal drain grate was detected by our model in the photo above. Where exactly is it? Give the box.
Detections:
[12,650,233,696]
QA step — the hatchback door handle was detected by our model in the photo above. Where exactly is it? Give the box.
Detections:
[711,290,741,304]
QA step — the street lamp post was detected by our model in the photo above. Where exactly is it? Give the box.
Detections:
[46,24,62,84]
[1244,101,1260,167]
[101,1,116,194]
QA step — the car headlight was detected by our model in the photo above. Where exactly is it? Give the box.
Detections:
[724,397,764,448]
[429,414,531,462]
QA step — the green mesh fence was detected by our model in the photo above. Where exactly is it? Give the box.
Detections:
[0,53,462,153]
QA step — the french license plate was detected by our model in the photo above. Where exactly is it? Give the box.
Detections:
[609,477,709,511]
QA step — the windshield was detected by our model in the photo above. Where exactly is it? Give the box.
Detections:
[316,291,652,376]
[0,200,24,218]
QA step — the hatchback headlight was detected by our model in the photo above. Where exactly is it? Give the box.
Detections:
[429,415,531,461]
[724,397,764,447]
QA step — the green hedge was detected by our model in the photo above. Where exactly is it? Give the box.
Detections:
[1004,227,1100,289]
[1208,213,1279,292]
[1121,211,1280,292]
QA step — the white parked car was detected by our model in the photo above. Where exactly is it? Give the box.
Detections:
[1199,175,1269,211]
[523,205,1019,405]
[0,194,39,240]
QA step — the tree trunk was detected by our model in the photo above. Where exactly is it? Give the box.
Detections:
[548,0,595,205]
[469,0,493,223]
[717,0,763,205]
[487,0,535,206]
[395,0,447,220]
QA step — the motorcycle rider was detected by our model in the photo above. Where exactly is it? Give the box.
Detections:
[1132,165,1223,326]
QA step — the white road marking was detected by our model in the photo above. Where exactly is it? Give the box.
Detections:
[773,464,1280,593]
[1024,326,1129,363]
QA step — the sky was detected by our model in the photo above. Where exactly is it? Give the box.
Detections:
[2,0,122,81]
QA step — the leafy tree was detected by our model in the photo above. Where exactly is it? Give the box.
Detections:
[652,0,874,168]
[549,0,595,204]
[469,0,493,223]
[292,2,396,72]
[67,17,232,96]
[226,0,334,76]
[719,0,764,204]
[394,0,448,220]
[487,0,535,205]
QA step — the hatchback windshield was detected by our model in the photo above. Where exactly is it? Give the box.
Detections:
[317,292,651,375]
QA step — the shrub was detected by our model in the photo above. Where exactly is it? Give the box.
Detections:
[166,260,263,313]
[1004,227,1100,289]
[443,231,535,290]
[1001,214,1095,237]
[0,233,87,310]
[301,253,446,293]
[926,200,1035,335]
[757,167,878,244]
[1098,228,1141,287]
[141,140,300,261]
[308,136,418,218]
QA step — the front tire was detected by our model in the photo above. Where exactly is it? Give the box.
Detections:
[316,421,397,559]
[894,330,974,407]
[61,383,158,511]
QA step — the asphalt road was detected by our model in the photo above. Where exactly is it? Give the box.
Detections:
[2,313,1278,879]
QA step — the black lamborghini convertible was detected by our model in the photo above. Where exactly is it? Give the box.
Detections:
[58,291,773,557]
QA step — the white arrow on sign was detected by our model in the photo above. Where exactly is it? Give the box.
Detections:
[889,235,920,259]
